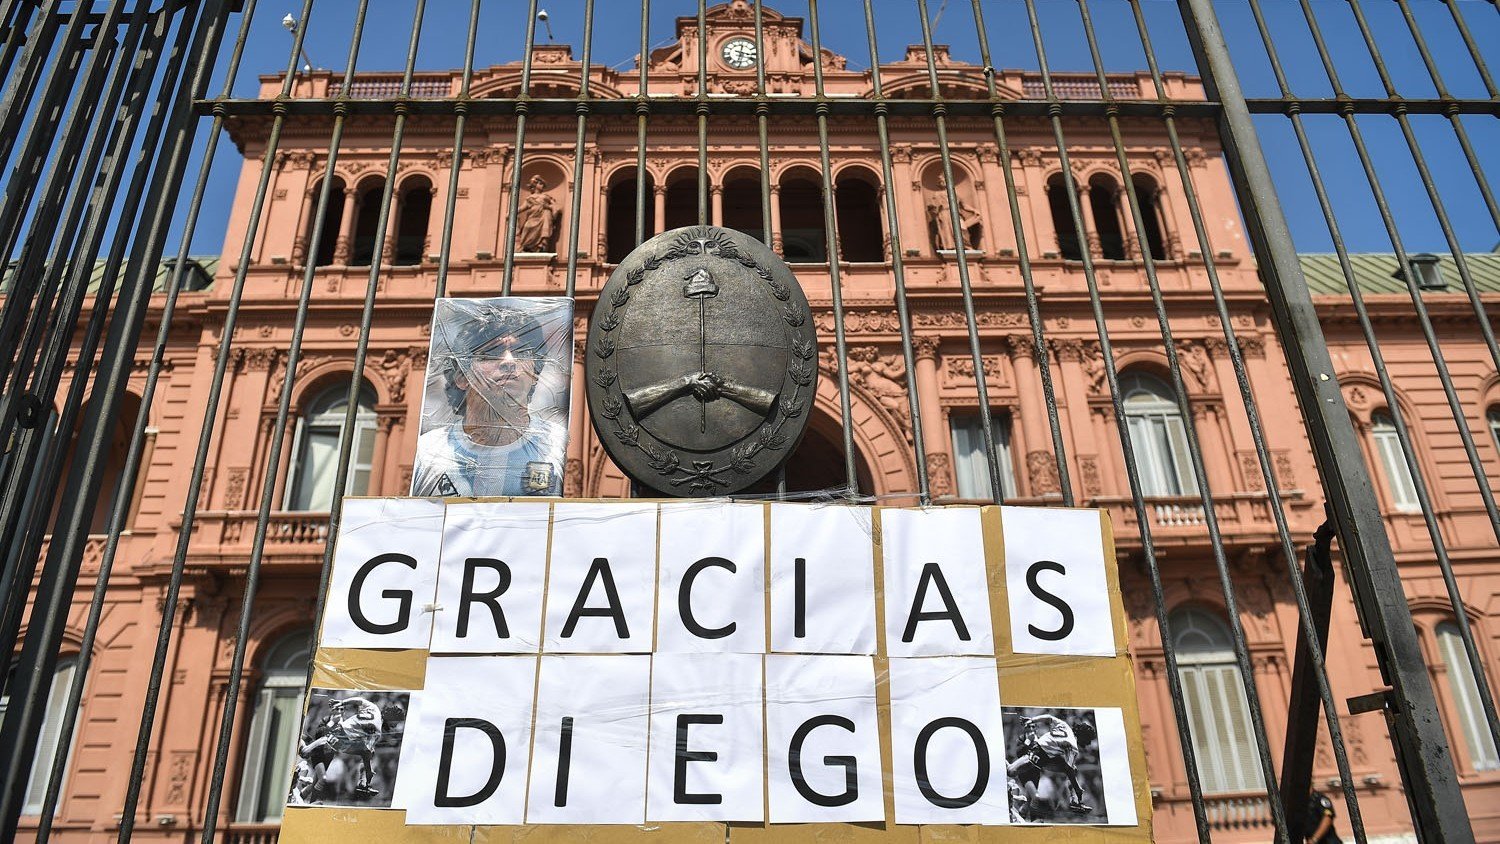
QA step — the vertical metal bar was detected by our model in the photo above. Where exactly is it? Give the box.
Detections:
[41,0,261,836]
[861,0,929,504]
[634,0,650,249]
[1300,0,1500,750]
[1388,0,1497,229]
[915,0,1003,503]
[967,0,1071,506]
[201,0,420,836]
[0,1,231,838]
[1124,2,1368,838]
[0,2,116,393]
[1178,1,1477,839]
[695,0,707,226]
[0,0,37,89]
[1017,0,1212,836]
[0,4,160,688]
[1073,4,1289,838]
[563,0,595,299]
[1441,0,1497,99]
[753,0,771,249]
[116,3,314,836]
[806,0,858,495]
[434,0,483,300]
[499,0,541,295]
[0,0,64,168]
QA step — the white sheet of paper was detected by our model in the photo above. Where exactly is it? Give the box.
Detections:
[543,502,657,653]
[1095,707,1138,826]
[887,657,1009,825]
[320,498,445,649]
[769,504,876,655]
[880,508,994,657]
[394,656,536,825]
[765,655,884,823]
[429,501,551,653]
[526,655,652,824]
[646,652,765,822]
[656,502,766,654]
[1002,506,1115,657]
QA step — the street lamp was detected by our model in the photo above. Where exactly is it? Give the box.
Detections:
[537,8,555,43]
[281,13,315,73]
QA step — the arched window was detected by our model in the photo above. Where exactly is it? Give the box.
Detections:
[1132,174,1168,261]
[1169,607,1264,795]
[1488,407,1500,456]
[1370,411,1419,511]
[3,657,81,815]
[393,177,431,266]
[306,177,345,267]
[350,180,385,267]
[235,631,314,822]
[721,169,765,244]
[1046,174,1082,261]
[835,170,884,262]
[1089,174,1126,260]
[778,170,826,262]
[663,169,699,232]
[1121,373,1197,497]
[285,384,377,511]
[605,170,654,263]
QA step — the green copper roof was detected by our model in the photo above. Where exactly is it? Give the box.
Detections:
[1,256,218,295]
[1299,252,1500,297]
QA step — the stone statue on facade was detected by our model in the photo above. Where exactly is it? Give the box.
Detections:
[516,174,561,253]
[926,176,982,252]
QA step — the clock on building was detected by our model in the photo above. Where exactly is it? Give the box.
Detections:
[720,37,758,69]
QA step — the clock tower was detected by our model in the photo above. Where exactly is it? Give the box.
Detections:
[645,1,852,95]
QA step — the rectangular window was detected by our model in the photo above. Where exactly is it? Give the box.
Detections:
[5,660,80,816]
[1372,421,1420,511]
[285,416,377,511]
[949,411,1016,500]
[1126,412,1198,497]
[1178,661,1266,794]
[234,684,305,822]
[1437,624,1500,771]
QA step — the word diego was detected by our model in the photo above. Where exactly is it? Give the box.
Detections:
[309,499,1134,827]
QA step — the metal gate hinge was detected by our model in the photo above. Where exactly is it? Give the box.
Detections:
[1347,687,1393,715]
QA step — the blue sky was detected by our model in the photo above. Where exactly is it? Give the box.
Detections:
[171,0,1500,258]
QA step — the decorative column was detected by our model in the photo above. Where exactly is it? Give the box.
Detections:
[1008,335,1058,497]
[912,336,952,497]
[888,145,919,254]
[333,188,356,264]
[1048,337,1088,496]
[768,184,783,255]
[652,183,667,236]
[1076,180,1101,258]
[371,415,398,494]
[710,183,724,228]
[1018,149,1055,259]
[976,144,1009,256]
[566,337,588,497]
[1117,182,1141,259]
[1190,402,1234,494]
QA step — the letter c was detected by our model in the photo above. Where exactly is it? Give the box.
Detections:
[679,556,737,639]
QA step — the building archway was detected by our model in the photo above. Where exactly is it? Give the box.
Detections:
[742,407,875,496]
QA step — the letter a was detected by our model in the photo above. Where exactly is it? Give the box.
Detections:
[561,558,629,639]
[901,563,971,643]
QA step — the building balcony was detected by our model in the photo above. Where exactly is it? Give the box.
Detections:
[185,510,331,564]
[1092,491,1289,549]
[224,823,280,844]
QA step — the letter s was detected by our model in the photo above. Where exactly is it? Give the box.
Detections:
[1025,560,1075,641]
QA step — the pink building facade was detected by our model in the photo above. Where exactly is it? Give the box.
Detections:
[12,3,1499,841]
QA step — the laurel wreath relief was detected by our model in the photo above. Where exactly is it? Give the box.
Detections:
[593,227,813,492]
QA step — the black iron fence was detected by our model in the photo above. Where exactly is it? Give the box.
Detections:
[0,1,1495,842]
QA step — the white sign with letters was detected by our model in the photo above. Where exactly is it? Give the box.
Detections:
[306,500,1143,831]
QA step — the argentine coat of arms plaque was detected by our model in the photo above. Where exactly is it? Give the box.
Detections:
[586,225,817,496]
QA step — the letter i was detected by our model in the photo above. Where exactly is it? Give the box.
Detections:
[794,557,807,639]
[554,716,574,807]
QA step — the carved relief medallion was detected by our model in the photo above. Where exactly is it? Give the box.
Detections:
[586,225,817,495]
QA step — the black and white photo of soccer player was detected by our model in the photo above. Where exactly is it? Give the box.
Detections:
[287,688,410,809]
[1002,706,1108,824]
